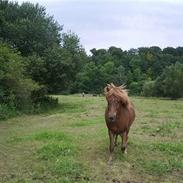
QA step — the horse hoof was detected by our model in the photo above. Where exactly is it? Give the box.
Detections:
[124,149,127,154]
[108,159,112,165]
[121,146,125,152]
[108,156,113,165]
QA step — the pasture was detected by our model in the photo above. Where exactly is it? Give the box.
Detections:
[0,95,183,183]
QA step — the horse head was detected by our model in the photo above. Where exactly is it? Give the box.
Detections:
[104,83,129,123]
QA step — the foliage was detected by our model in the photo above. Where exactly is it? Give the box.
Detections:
[74,46,183,97]
[142,80,156,97]
[0,103,17,120]
[155,62,183,99]
[0,0,61,56]
[0,1,89,94]
[0,43,58,120]
[0,44,38,108]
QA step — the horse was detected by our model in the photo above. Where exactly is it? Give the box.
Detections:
[104,83,135,163]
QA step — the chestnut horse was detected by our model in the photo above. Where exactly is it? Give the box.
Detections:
[104,83,135,163]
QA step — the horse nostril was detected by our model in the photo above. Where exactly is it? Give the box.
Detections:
[109,116,115,122]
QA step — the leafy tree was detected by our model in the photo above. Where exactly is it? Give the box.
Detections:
[0,43,38,109]
[74,62,105,93]
[176,47,183,56]
[24,54,47,85]
[142,80,156,97]
[108,46,123,59]
[0,0,62,56]
[113,65,127,85]
[149,46,162,55]
[129,81,143,95]
[155,62,183,99]
[162,47,177,56]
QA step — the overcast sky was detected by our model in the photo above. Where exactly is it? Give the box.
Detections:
[16,0,183,53]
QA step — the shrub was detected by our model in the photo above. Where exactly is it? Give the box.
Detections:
[0,43,58,119]
[142,80,156,97]
[129,81,143,95]
[0,103,17,120]
[0,44,38,109]
[155,62,183,99]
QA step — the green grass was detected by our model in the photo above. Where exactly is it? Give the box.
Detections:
[8,131,71,143]
[0,95,183,183]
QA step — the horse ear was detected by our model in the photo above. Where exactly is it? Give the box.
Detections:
[104,86,109,94]
[106,86,110,92]
[110,83,115,87]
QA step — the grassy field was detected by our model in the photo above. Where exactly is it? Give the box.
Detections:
[0,95,183,183]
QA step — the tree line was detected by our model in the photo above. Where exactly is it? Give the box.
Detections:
[0,0,183,119]
[79,46,183,99]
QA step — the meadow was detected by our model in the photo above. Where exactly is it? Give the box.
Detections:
[0,95,183,183]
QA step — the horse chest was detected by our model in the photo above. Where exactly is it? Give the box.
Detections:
[106,121,127,134]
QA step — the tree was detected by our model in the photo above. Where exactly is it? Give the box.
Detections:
[155,62,183,99]
[176,47,183,56]
[0,43,38,109]
[74,62,104,93]
[142,80,156,97]
[162,47,177,56]
[0,1,62,56]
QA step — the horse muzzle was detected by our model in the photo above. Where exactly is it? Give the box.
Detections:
[108,116,116,123]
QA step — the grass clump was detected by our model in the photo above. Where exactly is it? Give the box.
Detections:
[34,131,90,183]
[134,142,183,175]
[53,157,89,183]
[37,142,75,160]
[70,118,103,127]
[138,158,183,175]
[155,121,182,136]
[33,131,71,141]
[139,159,170,174]
[9,131,71,143]
[151,142,183,155]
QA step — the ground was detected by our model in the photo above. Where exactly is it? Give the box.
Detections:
[0,95,183,183]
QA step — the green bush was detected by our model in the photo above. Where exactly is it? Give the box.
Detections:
[155,62,183,99]
[0,44,58,120]
[31,86,58,111]
[142,80,156,97]
[0,44,38,107]
[129,81,143,95]
[0,103,17,120]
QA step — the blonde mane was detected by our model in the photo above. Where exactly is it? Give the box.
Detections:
[104,83,129,105]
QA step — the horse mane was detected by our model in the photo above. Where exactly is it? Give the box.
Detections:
[104,83,129,106]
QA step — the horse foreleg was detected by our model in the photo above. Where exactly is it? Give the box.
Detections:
[121,131,128,154]
[108,130,114,164]
[114,134,118,146]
